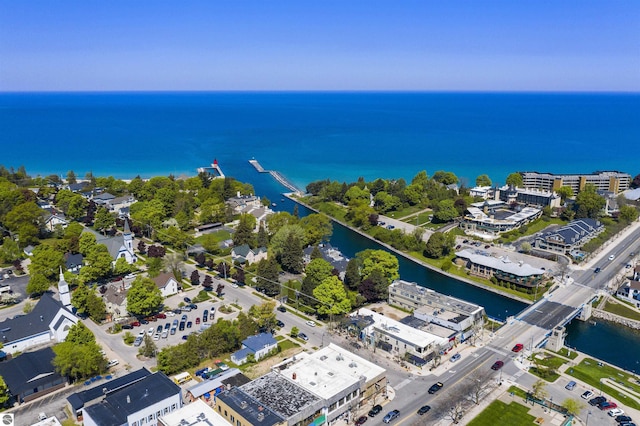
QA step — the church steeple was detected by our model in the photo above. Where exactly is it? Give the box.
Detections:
[58,266,71,307]
[123,219,134,254]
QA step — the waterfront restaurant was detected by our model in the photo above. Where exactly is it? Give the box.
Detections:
[455,249,546,288]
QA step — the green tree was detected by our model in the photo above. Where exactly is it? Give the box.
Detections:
[475,174,492,187]
[299,213,333,246]
[66,321,95,345]
[233,214,256,247]
[0,236,21,264]
[373,191,400,213]
[113,256,135,275]
[127,276,163,317]
[357,249,399,285]
[290,326,299,338]
[574,184,605,218]
[403,183,424,205]
[433,199,459,222]
[66,170,77,184]
[411,170,429,190]
[424,232,455,259]
[270,225,305,272]
[432,170,458,185]
[71,283,91,315]
[301,258,334,301]
[531,379,548,400]
[93,207,115,234]
[79,244,113,283]
[28,244,64,282]
[344,258,361,291]
[313,276,351,316]
[53,322,105,381]
[619,205,639,223]
[265,211,297,237]
[556,185,574,200]
[4,201,46,244]
[140,335,158,358]
[561,398,584,416]
[86,292,107,322]
[505,172,523,187]
[78,232,97,256]
[257,222,269,247]
[0,375,9,406]
[248,301,277,331]
[256,257,280,297]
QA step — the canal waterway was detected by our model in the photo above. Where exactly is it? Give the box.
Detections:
[233,161,640,373]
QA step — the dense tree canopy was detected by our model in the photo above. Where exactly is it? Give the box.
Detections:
[53,322,105,381]
[505,172,523,187]
[313,275,351,316]
[475,174,492,187]
[127,277,163,317]
[573,185,605,219]
[357,249,399,286]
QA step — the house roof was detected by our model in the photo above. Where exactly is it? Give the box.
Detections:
[83,228,128,260]
[0,292,74,345]
[67,368,152,411]
[232,347,253,362]
[153,272,176,289]
[104,282,128,307]
[65,253,83,269]
[539,218,603,245]
[242,333,277,352]
[83,372,180,424]
[93,192,115,201]
[0,347,62,396]
[233,244,252,258]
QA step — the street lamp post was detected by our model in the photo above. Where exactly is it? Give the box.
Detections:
[586,410,591,426]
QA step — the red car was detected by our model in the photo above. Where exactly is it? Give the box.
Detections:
[156,313,167,319]
[130,321,141,327]
[491,361,504,370]
[512,344,524,353]
[355,416,368,426]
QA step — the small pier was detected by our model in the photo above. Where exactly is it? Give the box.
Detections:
[248,158,303,194]
[197,159,225,178]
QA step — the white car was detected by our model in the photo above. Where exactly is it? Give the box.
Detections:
[305,320,316,327]
[107,359,119,368]
[166,311,176,317]
[147,327,154,336]
[581,390,594,400]
[608,408,624,417]
[609,254,615,261]
[138,331,145,337]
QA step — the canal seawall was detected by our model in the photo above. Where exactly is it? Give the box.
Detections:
[285,193,533,305]
[592,309,640,330]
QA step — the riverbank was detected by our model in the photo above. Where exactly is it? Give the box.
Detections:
[286,193,533,305]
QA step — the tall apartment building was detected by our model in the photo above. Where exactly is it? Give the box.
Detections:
[520,171,631,195]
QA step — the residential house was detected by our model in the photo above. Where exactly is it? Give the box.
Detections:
[0,292,77,355]
[65,253,83,274]
[82,372,182,426]
[0,347,67,404]
[104,280,129,319]
[534,218,604,254]
[44,212,68,231]
[302,243,349,279]
[92,192,116,206]
[153,272,180,298]
[231,244,268,265]
[106,195,136,217]
[616,280,640,309]
[231,333,278,365]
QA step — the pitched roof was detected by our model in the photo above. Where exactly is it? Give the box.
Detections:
[232,244,251,258]
[153,272,176,289]
[0,293,74,345]
[242,333,277,352]
[67,368,152,411]
[0,347,62,395]
[83,373,180,424]
[65,253,83,269]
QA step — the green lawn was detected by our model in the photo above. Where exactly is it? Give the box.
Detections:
[566,358,640,410]
[313,202,348,221]
[555,347,579,360]
[277,339,300,351]
[602,300,640,321]
[467,400,536,426]
[498,217,566,244]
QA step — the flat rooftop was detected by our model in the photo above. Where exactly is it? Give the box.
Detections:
[399,316,458,339]
[159,399,228,426]
[275,343,385,399]
[354,308,449,349]
[390,280,484,315]
[241,372,320,418]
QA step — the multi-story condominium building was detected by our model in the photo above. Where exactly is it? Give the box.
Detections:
[498,185,561,208]
[533,218,604,255]
[520,171,631,195]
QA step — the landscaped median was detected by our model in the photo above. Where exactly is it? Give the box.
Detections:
[566,357,640,410]
[467,400,536,426]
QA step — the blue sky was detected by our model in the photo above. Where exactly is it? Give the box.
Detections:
[1,1,638,91]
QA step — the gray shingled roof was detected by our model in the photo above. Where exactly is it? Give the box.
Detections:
[67,368,152,412]
[0,347,62,396]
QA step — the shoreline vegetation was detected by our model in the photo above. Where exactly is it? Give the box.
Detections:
[287,193,534,305]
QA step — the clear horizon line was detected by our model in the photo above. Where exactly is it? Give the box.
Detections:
[1,89,639,95]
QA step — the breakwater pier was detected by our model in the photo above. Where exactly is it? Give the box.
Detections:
[249,159,303,194]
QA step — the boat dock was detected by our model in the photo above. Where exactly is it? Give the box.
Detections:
[197,159,225,178]
[248,159,303,194]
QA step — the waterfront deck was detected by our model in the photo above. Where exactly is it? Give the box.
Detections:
[248,159,302,194]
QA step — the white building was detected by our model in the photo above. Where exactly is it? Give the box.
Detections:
[158,399,228,426]
[82,372,182,426]
[153,273,180,298]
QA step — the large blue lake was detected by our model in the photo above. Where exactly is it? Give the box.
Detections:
[1,92,639,371]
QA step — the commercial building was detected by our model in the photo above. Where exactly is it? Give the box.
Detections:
[82,372,182,426]
[349,308,449,364]
[455,249,546,288]
[158,399,228,426]
[460,202,542,236]
[520,171,631,195]
[498,185,561,208]
[388,280,485,333]
[185,368,249,403]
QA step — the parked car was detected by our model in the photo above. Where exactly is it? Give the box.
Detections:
[196,317,201,324]
[565,381,577,391]
[450,353,461,362]
[609,408,625,417]
[277,305,287,313]
[134,336,143,346]
[203,309,209,322]
[166,311,176,317]
[298,333,309,341]
[589,396,606,406]
[491,361,504,370]
[368,405,383,417]
[147,327,154,336]
[156,313,167,319]
[355,416,368,425]
[161,330,168,339]
[599,401,617,410]
[382,410,400,424]
[581,390,594,400]
[616,415,633,423]
[181,314,188,321]
[170,327,177,335]
[187,321,193,328]
[184,297,192,303]
[188,303,198,310]
[164,323,171,330]
[512,343,524,352]
[179,321,186,331]
[428,382,443,394]
[276,320,285,328]
[306,320,316,327]
[121,324,133,330]
[156,325,163,334]
[417,406,431,415]
[107,359,119,367]
[181,305,192,312]
[130,321,140,327]
[140,319,149,325]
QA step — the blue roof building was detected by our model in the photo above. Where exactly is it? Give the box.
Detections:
[231,333,278,365]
